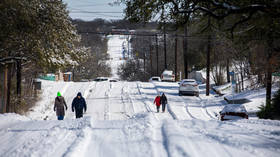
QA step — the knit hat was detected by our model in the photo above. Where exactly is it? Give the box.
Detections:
[57,92,61,97]
[77,92,82,97]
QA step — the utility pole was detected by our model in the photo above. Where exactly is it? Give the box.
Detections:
[163,23,167,69]
[155,34,159,76]
[174,32,178,81]
[183,24,188,79]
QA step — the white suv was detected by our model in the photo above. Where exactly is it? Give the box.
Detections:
[149,76,161,82]
[161,70,175,82]
[179,79,199,96]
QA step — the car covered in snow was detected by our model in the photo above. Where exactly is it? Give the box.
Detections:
[161,70,175,82]
[219,104,249,121]
[149,76,161,82]
[179,79,199,96]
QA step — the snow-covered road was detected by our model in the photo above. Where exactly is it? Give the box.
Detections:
[1,80,280,157]
[1,35,280,157]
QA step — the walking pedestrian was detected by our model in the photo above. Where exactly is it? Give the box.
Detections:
[54,92,67,120]
[154,94,161,113]
[161,93,168,112]
[72,92,87,118]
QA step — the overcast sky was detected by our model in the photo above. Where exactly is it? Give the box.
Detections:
[63,0,125,21]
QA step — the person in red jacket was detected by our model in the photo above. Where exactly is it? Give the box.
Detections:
[154,94,161,113]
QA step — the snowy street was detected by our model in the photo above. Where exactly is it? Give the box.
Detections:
[0,35,279,157]
[1,80,280,157]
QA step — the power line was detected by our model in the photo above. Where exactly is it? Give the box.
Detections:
[78,31,213,39]
[70,11,123,14]
[78,31,274,40]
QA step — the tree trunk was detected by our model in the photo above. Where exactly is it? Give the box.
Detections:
[174,33,178,81]
[206,33,211,95]
[149,43,153,76]
[240,66,244,91]
[226,59,230,83]
[156,34,159,76]
[266,58,272,105]
[144,52,146,74]
[183,24,188,79]
[266,27,273,105]
[127,36,130,58]
[16,60,22,112]
[6,64,12,112]
[163,24,167,69]
[3,65,8,113]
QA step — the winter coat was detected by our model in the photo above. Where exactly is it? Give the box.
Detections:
[72,97,87,112]
[54,96,67,116]
[154,96,161,106]
[161,94,167,104]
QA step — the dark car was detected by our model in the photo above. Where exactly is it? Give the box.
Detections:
[94,77,109,82]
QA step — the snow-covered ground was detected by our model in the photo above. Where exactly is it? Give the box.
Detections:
[0,35,280,157]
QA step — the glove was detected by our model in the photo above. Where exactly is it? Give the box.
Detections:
[66,106,68,110]
[72,109,74,112]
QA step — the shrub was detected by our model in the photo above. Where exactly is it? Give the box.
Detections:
[257,102,274,119]
[257,88,280,119]
[271,88,280,118]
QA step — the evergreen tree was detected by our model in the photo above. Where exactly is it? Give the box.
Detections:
[0,0,87,70]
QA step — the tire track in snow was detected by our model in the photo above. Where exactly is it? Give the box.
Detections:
[197,96,217,120]
[124,83,136,115]
[136,82,159,121]
[88,82,109,120]
[125,82,149,114]
[179,96,212,120]
[120,82,135,118]
[161,122,171,157]
[104,82,111,120]
[180,99,197,119]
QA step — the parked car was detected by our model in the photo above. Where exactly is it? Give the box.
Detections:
[161,70,175,82]
[80,79,89,82]
[219,104,249,121]
[179,79,199,96]
[149,76,161,82]
[94,77,109,82]
[109,78,118,82]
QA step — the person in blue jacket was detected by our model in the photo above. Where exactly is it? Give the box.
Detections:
[72,92,87,118]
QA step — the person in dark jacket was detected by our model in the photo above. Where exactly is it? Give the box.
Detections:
[72,92,87,118]
[160,93,168,112]
[54,92,67,120]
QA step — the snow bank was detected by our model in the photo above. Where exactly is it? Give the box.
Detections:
[0,113,30,125]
